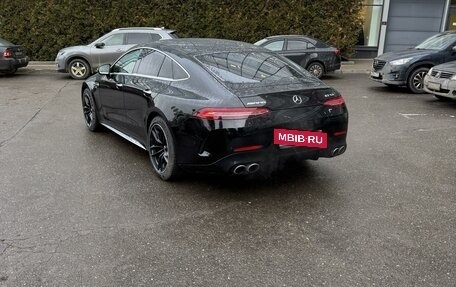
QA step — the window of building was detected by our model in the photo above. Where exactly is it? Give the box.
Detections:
[357,0,383,47]
[446,0,456,30]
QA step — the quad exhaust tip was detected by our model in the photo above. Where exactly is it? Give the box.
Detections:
[331,145,346,156]
[233,165,247,175]
[232,163,260,175]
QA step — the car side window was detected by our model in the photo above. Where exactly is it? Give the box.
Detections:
[126,33,151,44]
[103,33,125,46]
[157,56,189,80]
[172,62,188,80]
[125,33,163,44]
[150,33,162,41]
[135,49,166,77]
[263,40,284,51]
[158,57,173,79]
[287,40,310,50]
[111,49,141,74]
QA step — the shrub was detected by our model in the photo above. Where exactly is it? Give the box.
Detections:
[0,0,362,60]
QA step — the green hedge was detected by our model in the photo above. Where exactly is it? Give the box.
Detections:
[0,0,362,60]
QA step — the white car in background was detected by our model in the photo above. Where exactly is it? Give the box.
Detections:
[423,61,456,101]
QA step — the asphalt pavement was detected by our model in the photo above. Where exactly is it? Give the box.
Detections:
[0,70,455,286]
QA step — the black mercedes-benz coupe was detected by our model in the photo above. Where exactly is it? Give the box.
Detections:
[81,39,348,180]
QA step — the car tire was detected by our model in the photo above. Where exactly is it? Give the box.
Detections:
[68,58,90,80]
[306,62,325,79]
[434,95,451,101]
[82,88,100,132]
[147,116,180,181]
[407,67,429,94]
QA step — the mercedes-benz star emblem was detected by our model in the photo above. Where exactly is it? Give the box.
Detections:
[292,95,303,104]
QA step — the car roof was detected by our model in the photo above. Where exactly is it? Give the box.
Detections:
[113,27,176,33]
[140,38,267,56]
[265,35,319,41]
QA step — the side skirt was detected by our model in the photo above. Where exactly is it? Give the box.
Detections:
[100,123,146,150]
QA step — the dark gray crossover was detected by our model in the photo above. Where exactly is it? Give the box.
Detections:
[81,39,348,181]
[370,31,456,93]
[254,35,341,78]
[55,27,177,79]
[0,37,29,74]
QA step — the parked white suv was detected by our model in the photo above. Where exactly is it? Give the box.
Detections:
[55,27,177,79]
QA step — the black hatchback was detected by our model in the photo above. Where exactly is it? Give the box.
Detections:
[254,35,341,78]
[0,37,29,74]
[82,39,348,180]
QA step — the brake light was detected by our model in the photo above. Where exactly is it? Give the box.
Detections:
[195,107,270,120]
[234,145,263,152]
[2,49,13,58]
[335,49,340,55]
[324,96,345,106]
[333,131,347,136]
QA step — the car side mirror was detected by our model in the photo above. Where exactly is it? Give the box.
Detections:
[95,42,105,49]
[98,64,110,75]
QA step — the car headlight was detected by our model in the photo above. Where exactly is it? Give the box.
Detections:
[428,68,433,75]
[450,74,456,80]
[57,50,66,57]
[390,57,413,66]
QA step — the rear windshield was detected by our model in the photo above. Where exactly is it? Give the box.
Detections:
[196,51,317,86]
[169,32,179,39]
[0,38,14,46]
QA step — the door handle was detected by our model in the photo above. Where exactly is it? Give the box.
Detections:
[116,49,124,52]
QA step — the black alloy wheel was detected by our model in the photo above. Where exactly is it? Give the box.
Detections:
[148,117,179,181]
[407,67,429,94]
[307,62,325,79]
[82,88,100,131]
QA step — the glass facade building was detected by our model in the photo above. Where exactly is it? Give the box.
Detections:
[356,0,455,58]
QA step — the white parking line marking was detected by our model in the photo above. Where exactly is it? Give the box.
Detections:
[399,113,427,119]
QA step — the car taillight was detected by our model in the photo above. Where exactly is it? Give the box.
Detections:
[324,96,345,106]
[2,49,13,58]
[233,145,264,152]
[335,49,340,55]
[195,107,270,120]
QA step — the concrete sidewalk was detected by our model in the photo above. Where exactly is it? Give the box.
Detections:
[25,59,373,74]
[339,59,372,74]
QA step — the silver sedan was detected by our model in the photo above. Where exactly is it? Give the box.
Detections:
[423,61,456,101]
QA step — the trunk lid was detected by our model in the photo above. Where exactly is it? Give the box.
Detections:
[238,86,340,110]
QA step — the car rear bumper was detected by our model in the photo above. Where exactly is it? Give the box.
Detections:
[327,61,341,72]
[179,137,347,175]
[0,56,29,71]
[176,109,348,175]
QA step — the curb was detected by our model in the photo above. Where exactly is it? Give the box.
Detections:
[25,60,373,74]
